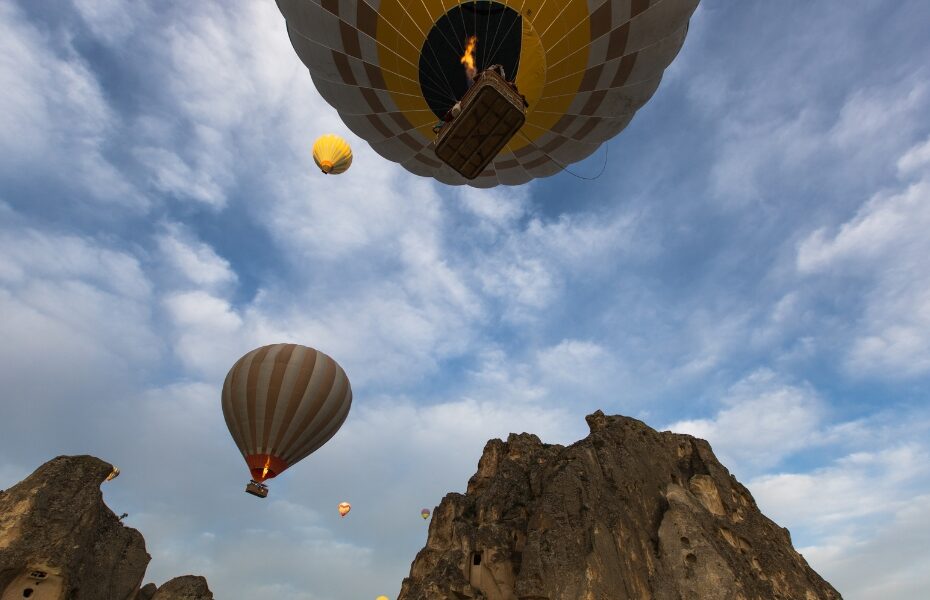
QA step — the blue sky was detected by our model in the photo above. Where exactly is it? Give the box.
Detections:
[1,1,929,598]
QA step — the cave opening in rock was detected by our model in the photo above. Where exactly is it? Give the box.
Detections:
[472,552,482,566]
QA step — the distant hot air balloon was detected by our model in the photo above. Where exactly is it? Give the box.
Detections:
[222,344,353,498]
[376,596,389,600]
[338,502,352,518]
[312,134,353,174]
[277,0,700,187]
[421,508,430,520]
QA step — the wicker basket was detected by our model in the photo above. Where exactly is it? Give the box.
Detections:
[245,481,268,498]
[435,69,526,180]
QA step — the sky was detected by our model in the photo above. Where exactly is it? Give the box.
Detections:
[1,1,929,598]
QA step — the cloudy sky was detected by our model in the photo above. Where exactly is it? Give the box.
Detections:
[2,1,929,598]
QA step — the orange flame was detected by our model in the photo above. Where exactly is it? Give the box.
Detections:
[261,457,271,480]
[460,35,478,81]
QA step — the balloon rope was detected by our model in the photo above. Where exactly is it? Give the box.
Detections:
[418,0,471,69]
[458,2,470,55]
[482,1,491,69]
[516,130,609,181]
[486,0,529,71]
[486,0,507,70]
[396,2,459,102]
[537,1,574,40]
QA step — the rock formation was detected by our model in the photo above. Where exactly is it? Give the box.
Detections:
[150,576,214,600]
[0,456,213,600]
[0,455,150,600]
[398,411,842,600]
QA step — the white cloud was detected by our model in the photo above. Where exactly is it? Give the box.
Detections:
[456,185,529,229]
[156,223,237,291]
[0,2,144,210]
[798,495,930,600]
[72,0,144,45]
[0,226,156,366]
[829,82,928,158]
[162,290,244,378]
[136,147,227,208]
[796,182,930,273]
[0,223,162,468]
[699,30,930,210]
[475,210,646,323]
[796,135,930,377]
[744,410,930,600]
[667,369,825,474]
[897,134,930,176]
[751,444,930,533]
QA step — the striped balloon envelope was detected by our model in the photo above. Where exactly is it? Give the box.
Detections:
[275,0,699,187]
[222,344,352,489]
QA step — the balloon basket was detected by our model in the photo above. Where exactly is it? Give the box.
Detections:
[245,480,268,498]
[434,68,527,180]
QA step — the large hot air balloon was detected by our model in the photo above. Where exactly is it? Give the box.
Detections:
[338,501,352,517]
[313,134,353,174]
[276,0,699,187]
[222,344,353,498]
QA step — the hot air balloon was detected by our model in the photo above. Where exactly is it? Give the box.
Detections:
[338,501,352,517]
[222,344,353,498]
[421,508,430,520]
[376,596,389,600]
[312,134,353,174]
[276,0,699,187]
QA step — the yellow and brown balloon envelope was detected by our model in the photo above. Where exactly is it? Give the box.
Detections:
[421,508,430,520]
[221,344,352,487]
[312,134,353,174]
[276,0,699,187]
[338,501,352,517]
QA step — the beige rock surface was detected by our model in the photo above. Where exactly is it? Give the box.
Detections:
[151,575,214,600]
[398,411,842,600]
[0,456,215,600]
[0,455,150,600]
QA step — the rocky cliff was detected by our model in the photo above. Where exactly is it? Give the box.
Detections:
[398,411,842,600]
[149,576,214,600]
[0,455,213,600]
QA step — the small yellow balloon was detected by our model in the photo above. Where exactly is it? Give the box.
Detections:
[312,134,353,175]
[376,596,389,600]
[338,501,351,517]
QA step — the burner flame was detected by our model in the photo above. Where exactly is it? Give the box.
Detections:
[460,35,478,82]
